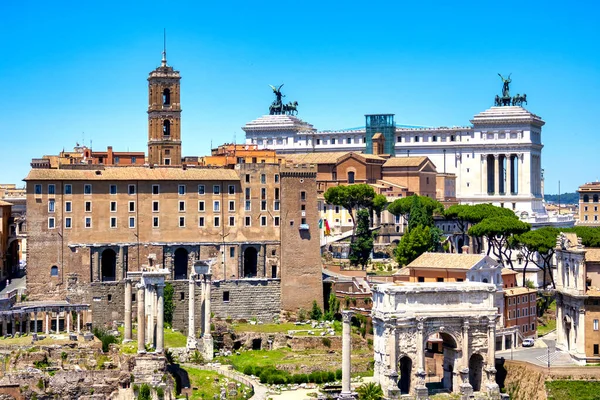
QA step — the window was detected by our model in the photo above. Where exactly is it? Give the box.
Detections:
[245,174,250,183]
[331,138,336,144]
[300,191,306,201]
[48,217,55,229]
[163,119,170,136]
[245,216,251,226]
[274,216,280,226]
[153,216,159,228]
[335,206,340,213]
[414,136,419,142]
[162,88,171,105]
[110,201,117,212]
[595,319,599,331]
[223,291,230,302]
[274,200,280,211]
[50,266,58,277]
[152,185,160,195]
[110,184,117,195]
[397,136,401,143]
[153,201,159,212]
[595,344,599,355]
[198,185,205,195]
[131,156,137,164]
[214,216,220,227]
[228,185,235,195]
[213,201,220,212]
[48,199,55,213]
[426,177,429,184]
[229,216,235,226]
[178,185,186,195]
[48,184,55,195]
[432,135,437,142]
[129,202,135,212]
[437,277,444,282]
[274,187,280,200]
[179,216,185,227]
[316,139,321,145]
[348,171,355,184]
[274,174,279,183]
[85,201,92,212]
[65,217,72,228]
[261,216,267,226]
[34,184,42,195]
[85,217,92,228]
[198,217,205,227]
[126,185,135,195]
[129,217,135,228]
[450,135,455,141]
[84,184,92,195]
[261,187,266,200]
[179,201,186,212]
[213,185,220,195]
[418,277,425,282]
[457,278,464,282]
[230,247,235,258]
[245,200,251,211]
[110,217,117,228]
[198,201,205,212]
[64,184,72,195]
[229,200,235,211]
[245,187,251,199]
[261,201,267,211]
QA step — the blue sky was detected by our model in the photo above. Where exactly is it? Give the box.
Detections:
[1,1,598,193]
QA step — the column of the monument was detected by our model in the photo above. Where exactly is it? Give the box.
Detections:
[1,317,6,336]
[124,278,132,342]
[118,246,124,279]
[145,285,153,346]
[56,312,60,334]
[556,299,563,346]
[11,315,16,335]
[485,318,499,392]
[481,154,488,194]
[494,154,499,195]
[386,320,399,398]
[137,283,146,353]
[156,283,165,353]
[204,274,212,338]
[66,310,71,334]
[459,320,472,395]
[26,313,30,335]
[20,315,24,334]
[414,319,428,399]
[341,310,354,397]
[34,312,38,334]
[187,273,197,349]
[93,251,100,281]
[506,154,513,195]
[45,312,49,335]
[77,311,81,334]
[577,309,586,355]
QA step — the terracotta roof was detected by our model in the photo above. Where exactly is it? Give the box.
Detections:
[504,287,536,296]
[586,248,600,263]
[371,133,383,139]
[406,252,498,270]
[0,200,12,207]
[284,151,385,165]
[382,156,430,168]
[393,267,411,276]
[24,166,240,181]
[501,268,518,276]
[578,182,600,191]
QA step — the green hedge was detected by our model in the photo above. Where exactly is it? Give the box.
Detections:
[242,365,339,385]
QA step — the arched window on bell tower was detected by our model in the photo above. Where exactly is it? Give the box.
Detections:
[163,88,171,106]
[163,120,171,136]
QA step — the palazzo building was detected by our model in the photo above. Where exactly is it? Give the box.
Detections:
[577,181,600,226]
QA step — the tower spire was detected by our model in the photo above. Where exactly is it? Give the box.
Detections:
[161,28,167,67]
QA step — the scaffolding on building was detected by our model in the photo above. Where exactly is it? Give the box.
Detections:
[365,114,395,155]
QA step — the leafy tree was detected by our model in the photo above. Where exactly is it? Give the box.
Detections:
[356,382,384,400]
[408,194,432,230]
[395,225,435,266]
[164,282,174,326]
[388,195,443,228]
[516,227,559,288]
[309,300,323,321]
[468,216,530,266]
[324,293,340,321]
[562,226,600,247]
[350,209,375,269]
[370,194,388,226]
[324,184,376,239]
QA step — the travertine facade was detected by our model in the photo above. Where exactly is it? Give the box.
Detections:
[372,282,499,398]
[577,181,600,226]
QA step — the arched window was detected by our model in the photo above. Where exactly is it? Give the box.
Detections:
[347,171,355,184]
[584,194,590,203]
[50,266,58,277]
[162,88,171,105]
[594,194,599,203]
[163,120,170,136]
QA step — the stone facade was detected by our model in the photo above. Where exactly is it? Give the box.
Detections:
[371,282,499,398]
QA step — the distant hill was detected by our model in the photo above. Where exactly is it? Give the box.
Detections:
[545,192,578,204]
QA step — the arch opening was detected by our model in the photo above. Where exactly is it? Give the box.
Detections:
[424,331,458,394]
[243,247,258,278]
[50,266,58,277]
[163,120,171,136]
[398,356,412,394]
[347,171,355,184]
[468,353,484,391]
[174,248,189,280]
[101,249,117,282]
[162,88,171,105]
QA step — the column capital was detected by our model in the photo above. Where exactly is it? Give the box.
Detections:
[124,277,132,284]
[493,154,499,159]
[189,273,197,282]
[135,282,145,290]
[204,273,212,282]
[341,310,355,323]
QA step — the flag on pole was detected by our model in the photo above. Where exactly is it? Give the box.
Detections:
[324,219,331,236]
[318,219,323,229]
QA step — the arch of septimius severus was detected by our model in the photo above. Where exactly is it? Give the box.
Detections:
[372,282,500,399]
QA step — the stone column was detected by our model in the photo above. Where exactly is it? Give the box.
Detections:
[494,154,500,195]
[156,283,165,353]
[26,314,30,335]
[481,154,488,194]
[34,312,38,334]
[56,312,60,334]
[459,320,473,396]
[77,311,81,334]
[485,317,499,393]
[137,283,146,353]
[66,311,71,334]
[93,251,100,281]
[506,154,513,195]
[186,273,198,349]
[118,246,124,279]
[146,285,153,346]
[11,316,16,335]
[1,317,6,336]
[415,319,428,399]
[45,312,49,335]
[341,310,354,398]
[385,320,400,398]
[202,274,214,360]
[124,278,132,342]
[20,315,25,334]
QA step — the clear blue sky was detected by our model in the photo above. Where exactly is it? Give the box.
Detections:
[1,1,598,193]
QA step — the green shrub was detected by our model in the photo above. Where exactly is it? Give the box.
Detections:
[138,384,151,400]
[335,369,342,380]
[93,328,118,353]
[309,300,323,320]
[36,378,44,390]
[156,386,164,400]
[243,365,255,376]
[326,371,335,382]
[297,308,307,321]
[321,337,331,348]
[61,351,68,360]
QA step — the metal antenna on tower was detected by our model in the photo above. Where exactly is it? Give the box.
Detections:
[161,28,167,67]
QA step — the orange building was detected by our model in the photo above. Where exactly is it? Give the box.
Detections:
[33,145,145,168]
[503,286,537,338]
[197,143,283,167]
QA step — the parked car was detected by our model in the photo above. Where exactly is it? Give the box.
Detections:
[522,338,535,347]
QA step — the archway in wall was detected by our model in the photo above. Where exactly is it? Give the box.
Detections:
[469,353,484,391]
[398,356,412,394]
[424,332,458,393]
[101,249,117,282]
[457,238,464,253]
[244,247,258,277]
[174,248,189,280]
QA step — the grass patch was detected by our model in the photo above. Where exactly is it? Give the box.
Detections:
[546,380,600,400]
[116,327,187,354]
[538,318,556,336]
[183,367,251,400]
[232,322,299,334]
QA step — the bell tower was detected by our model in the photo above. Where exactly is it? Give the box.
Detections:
[147,41,181,166]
